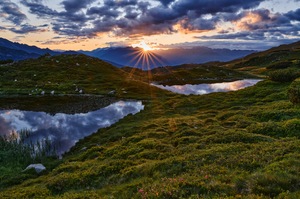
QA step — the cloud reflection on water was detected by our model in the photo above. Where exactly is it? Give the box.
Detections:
[152,79,262,95]
[0,101,144,156]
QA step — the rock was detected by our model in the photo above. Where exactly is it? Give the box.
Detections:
[23,164,46,173]
[41,91,45,95]
[108,90,116,95]
[81,147,87,151]
[51,90,55,95]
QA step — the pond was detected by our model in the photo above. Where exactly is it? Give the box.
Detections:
[152,79,262,95]
[0,101,144,157]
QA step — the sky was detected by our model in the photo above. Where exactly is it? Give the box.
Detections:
[0,0,300,51]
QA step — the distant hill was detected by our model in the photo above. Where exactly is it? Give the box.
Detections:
[81,46,255,69]
[223,40,300,75]
[80,47,167,69]
[152,47,256,66]
[0,38,79,61]
[0,46,41,61]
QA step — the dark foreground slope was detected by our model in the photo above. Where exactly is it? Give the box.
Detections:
[1,43,300,198]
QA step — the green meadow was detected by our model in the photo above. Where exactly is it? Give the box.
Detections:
[1,42,300,198]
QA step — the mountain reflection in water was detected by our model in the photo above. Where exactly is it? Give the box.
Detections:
[0,101,144,156]
[152,79,262,95]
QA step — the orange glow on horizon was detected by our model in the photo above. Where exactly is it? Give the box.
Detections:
[132,41,154,52]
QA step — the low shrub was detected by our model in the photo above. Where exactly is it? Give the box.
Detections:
[268,69,300,82]
[288,78,300,104]
[266,61,293,69]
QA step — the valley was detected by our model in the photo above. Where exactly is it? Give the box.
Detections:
[0,40,300,198]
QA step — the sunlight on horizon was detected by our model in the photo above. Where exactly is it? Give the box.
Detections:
[132,41,154,52]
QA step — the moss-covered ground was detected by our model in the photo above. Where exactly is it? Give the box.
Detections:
[1,51,300,198]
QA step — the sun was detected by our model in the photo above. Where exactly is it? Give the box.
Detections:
[132,41,153,52]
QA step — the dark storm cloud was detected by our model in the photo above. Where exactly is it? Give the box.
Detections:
[86,6,120,18]
[19,0,299,42]
[9,24,43,34]
[61,0,96,13]
[21,0,59,17]
[19,0,268,37]
[0,0,27,25]
[156,0,175,7]
[286,8,300,21]
[171,0,264,17]
[104,0,138,7]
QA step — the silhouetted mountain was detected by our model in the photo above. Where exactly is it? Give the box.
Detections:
[0,46,41,61]
[80,47,168,69]
[151,47,256,66]
[0,37,255,67]
[0,37,58,55]
[81,46,255,69]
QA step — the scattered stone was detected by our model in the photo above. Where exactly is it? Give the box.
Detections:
[76,63,80,66]
[51,90,55,95]
[108,90,116,95]
[79,90,83,94]
[23,164,46,174]
[81,147,87,151]
[41,91,45,95]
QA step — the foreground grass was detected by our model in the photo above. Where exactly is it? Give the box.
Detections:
[1,79,300,198]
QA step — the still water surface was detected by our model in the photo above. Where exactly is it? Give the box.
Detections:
[152,79,261,95]
[0,101,144,156]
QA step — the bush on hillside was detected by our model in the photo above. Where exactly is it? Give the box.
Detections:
[0,59,13,65]
[268,69,300,82]
[266,61,292,69]
[288,78,300,104]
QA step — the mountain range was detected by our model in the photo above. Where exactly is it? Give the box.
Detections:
[0,37,255,68]
[80,46,256,68]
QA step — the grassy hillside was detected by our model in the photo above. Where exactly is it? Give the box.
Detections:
[0,54,170,100]
[123,62,256,85]
[224,41,300,76]
[1,46,300,198]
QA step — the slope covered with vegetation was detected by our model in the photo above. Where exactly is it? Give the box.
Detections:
[123,62,256,86]
[1,44,300,198]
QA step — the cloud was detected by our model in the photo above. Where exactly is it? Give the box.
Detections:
[0,0,27,25]
[234,9,291,31]
[156,0,175,6]
[104,0,138,7]
[21,0,59,18]
[171,0,264,17]
[9,24,46,34]
[19,0,268,37]
[86,6,120,18]
[61,0,96,13]
[17,0,300,46]
[286,8,300,21]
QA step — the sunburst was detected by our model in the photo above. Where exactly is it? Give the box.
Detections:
[127,41,183,92]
